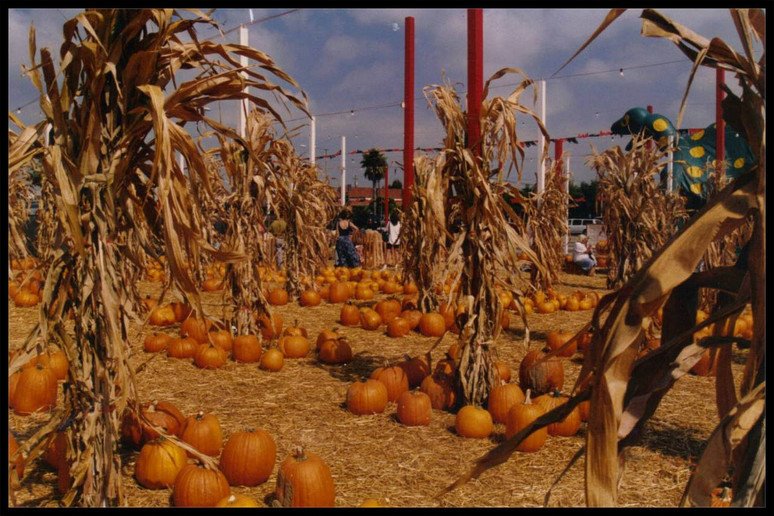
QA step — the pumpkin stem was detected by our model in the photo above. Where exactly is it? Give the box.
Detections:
[524,389,532,404]
[292,446,307,461]
[195,410,205,420]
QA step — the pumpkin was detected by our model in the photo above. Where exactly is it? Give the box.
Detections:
[420,373,457,411]
[438,303,456,329]
[144,332,172,353]
[494,361,511,384]
[374,298,402,324]
[505,389,548,452]
[181,411,223,457]
[171,301,192,323]
[299,289,322,307]
[13,290,40,307]
[11,363,57,415]
[346,379,389,415]
[216,494,261,507]
[141,295,158,311]
[275,447,335,507]
[386,317,411,338]
[208,329,234,352]
[518,349,564,395]
[370,365,409,402]
[149,305,176,326]
[401,294,419,311]
[354,284,375,300]
[339,303,361,327]
[418,312,446,337]
[403,282,418,295]
[219,428,277,486]
[710,486,733,507]
[134,437,187,489]
[232,335,263,363]
[316,329,340,351]
[546,331,576,357]
[9,431,25,485]
[360,498,384,507]
[328,281,350,303]
[260,348,285,372]
[268,288,289,306]
[455,405,493,439]
[282,321,308,338]
[577,331,593,354]
[31,347,68,381]
[8,280,19,299]
[121,400,186,448]
[360,308,383,331]
[167,337,199,359]
[487,383,525,424]
[173,463,231,507]
[180,317,212,344]
[398,355,430,388]
[202,278,225,292]
[317,337,352,364]
[279,335,310,359]
[194,343,228,369]
[534,390,581,437]
[399,309,422,331]
[257,313,284,340]
[396,390,432,427]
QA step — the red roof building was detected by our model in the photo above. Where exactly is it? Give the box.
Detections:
[346,186,403,207]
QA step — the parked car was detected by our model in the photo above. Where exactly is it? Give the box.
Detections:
[568,218,602,235]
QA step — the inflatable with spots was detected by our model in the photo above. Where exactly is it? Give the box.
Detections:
[610,107,755,209]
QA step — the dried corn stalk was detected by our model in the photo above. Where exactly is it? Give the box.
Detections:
[13,9,308,507]
[442,8,765,508]
[588,134,688,289]
[421,70,549,407]
[8,116,43,263]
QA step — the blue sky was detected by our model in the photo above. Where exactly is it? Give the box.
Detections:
[7,8,752,187]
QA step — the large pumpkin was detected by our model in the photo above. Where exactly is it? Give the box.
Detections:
[420,373,456,411]
[260,348,285,372]
[396,390,432,427]
[173,463,231,507]
[180,411,223,457]
[518,349,564,395]
[346,379,389,415]
[167,337,199,359]
[134,437,187,489]
[328,281,350,304]
[374,298,402,324]
[275,447,335,507]
[121,400,186,448]
[487,383,525,424]
[318,337,353,365]
[208,330,234,352]
[534,390,580,437]
[299,289,322,307]
[418,313,446,337]
[370,365,409,402]
[505,389,548,452]
[144,332,173,353]
[232,335,263,363]
[339,303,361,327]
[194,343,228,369]
[11,363,57,415]
[398,355,430,388]
[279,335,310,359]
[219,428,277,486]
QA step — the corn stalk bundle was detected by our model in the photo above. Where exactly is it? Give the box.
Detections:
[34,169,62,266]
[265,138,339,296]
[422,71,549,407]
[10,9,308,507]
[588,134,688,289]
[8,115,44,262]
[518,158,571,292]
[441,8,765,508]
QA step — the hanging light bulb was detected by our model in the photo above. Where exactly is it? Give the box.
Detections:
[350,110,355,116]
[392,22,399,32]
[619,68,624,77]
[16,108,21,114]
[594,112,600,118]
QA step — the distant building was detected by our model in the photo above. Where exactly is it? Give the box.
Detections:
[346,186,403,208]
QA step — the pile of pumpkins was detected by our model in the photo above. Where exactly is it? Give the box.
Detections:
[8,346,69,416]
[520,289,599,315]
[341,341,588,453]
[19,401,335,507]
[145,301,308,373]
[9,259,44,308]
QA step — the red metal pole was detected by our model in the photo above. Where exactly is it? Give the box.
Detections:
[467,9,484,158]
[384,164,390,226]
[554,139,563,163]
[716,68,725,175]
[402,17,415,209]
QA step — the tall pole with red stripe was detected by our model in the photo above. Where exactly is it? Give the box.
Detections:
[402,17,415,209]
[384,164,390,226]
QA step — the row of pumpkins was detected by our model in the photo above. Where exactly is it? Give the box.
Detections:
[9,268,44,308]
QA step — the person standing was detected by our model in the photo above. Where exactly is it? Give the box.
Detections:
[269,218,287,269]
[335,208,361,268]
[573,232,597,276]
[384,211,401,266]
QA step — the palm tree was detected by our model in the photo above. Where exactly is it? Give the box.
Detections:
[360,148,387,225]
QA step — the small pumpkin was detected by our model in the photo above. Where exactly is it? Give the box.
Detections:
[487,383,525,424]
[121,400,186,448]
[194,343,228,369]
[173,463,231,507]
[398,355,430,388]
[134,437,187,489]
[268,288,289,306]
[180,317,212,344]
[275,447,335,507]
[420,373,456,411]
[455,405,493,439]
[180,411,223,457]
[418,312,446,337]
[279,335,311,359]
[346,379,389,415]
[202,278,225,292]
[318,336,353,364]
[219,428,277,486]
[13,290,40,307]
[316,329,340,351]
[299,289,322,307]
[282,321,308,338]
[232,335,263,363]
[149,305,176,326]
[505,389,548,452]
[396,390,432,427]
[167,337,199,359]
[144,332,173,353]
[534,390,581,437]
[494,361,512,384]
[399,309,422,331]
[257,312,284,340]
[327,281,351,303]
[546,331,576,357]
[359,308,383,331]
[386,317,411,338]
[370,365,409,402]
[208,329,234,352]
[260,348,285,372]
[11,363,57,415]
[339,302,361,327]
[374,298,402,324]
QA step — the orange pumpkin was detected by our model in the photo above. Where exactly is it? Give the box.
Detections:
[260,348,285,372]
[455,405,493,439]
[346,379,389,415]
[232,335,263,363]
[339,303,361,327]
[487,383,525,424]
[396,390,432,426]
[534,390,581,437]
[11,363,57,415]
[181,411,223,457]
[370,365,409,402]
[359,308,383,331]
[386,317,411,338]
[318,337,353,365]
[219,428,277,486]
[505,389,548,452]
[518,349,564,395]
[134,437,187,490]
[279,335,310,359]
[420,373,457,411]
[275,447,335,507]
[144,333,173,353]
[173,463,231,507]
[268,288,289,306]
[299,290,322,307]
[546,331,576,357]
[418,312,446,337]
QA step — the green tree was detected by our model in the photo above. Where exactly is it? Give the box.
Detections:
[390,179,402,189]
[569,180,599,218]
[360,148,388,222]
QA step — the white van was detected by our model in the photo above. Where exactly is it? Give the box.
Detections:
[568,218,602,235]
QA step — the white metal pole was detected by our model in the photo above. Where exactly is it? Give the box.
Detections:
[537,79,546,195]
[564,157,571,254]
[666,134,674,193]
[239,25,249,139]
[310,116,316,165]
[340,136,346,206]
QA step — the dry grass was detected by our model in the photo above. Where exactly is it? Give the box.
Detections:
[8,269,747,508]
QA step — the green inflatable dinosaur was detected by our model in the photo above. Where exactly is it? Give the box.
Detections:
[610,107,755,209]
